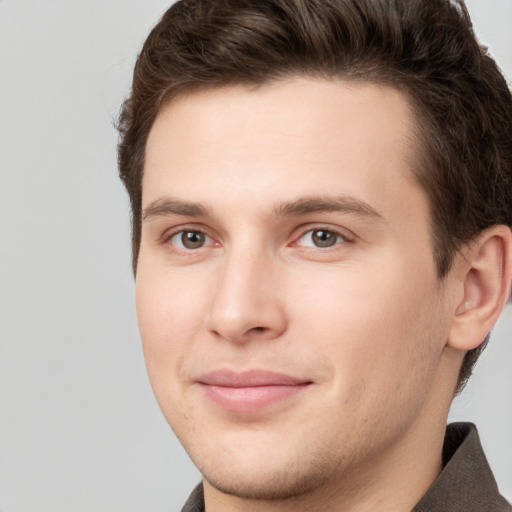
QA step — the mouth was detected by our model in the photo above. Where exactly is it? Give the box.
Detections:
[196,369,313,413]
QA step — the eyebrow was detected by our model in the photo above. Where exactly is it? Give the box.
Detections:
[274,196,384,220]
[142,197,212,221]
[141,195,384,223]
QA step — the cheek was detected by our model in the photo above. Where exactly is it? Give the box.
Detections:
[136,264,207,338]
[297,274,447,452]
[135,267,209,391]
[135,272,209,432]
[291,259,445,389]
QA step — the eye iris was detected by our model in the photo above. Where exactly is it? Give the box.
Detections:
[312,230,337,247]
[182,231,205,249]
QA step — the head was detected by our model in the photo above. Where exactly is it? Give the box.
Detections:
[118,0,512,393]
[118,1,512,505]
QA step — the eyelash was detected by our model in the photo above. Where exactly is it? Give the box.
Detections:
[164,225,353,252]
[292,227,352,249]
[166,228,217,251]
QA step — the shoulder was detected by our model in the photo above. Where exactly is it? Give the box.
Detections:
[413,423,511,512]
[181,483,205,512]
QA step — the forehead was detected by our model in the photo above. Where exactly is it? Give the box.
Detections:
[143,78,423,221]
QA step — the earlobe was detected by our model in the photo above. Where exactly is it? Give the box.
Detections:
[448,226,512,351]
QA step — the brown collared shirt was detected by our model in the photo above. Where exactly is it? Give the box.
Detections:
[181,423,511,511]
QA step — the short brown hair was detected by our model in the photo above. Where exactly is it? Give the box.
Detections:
[117,0,512,391]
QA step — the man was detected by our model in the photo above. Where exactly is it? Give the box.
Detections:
[117,0,512,510]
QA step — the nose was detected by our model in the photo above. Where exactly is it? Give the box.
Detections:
[206,247,288,344]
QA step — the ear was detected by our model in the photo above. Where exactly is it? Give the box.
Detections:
[448,225,512,351]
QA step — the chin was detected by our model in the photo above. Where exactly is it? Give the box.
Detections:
[201,461,331,501]
[189,432,344,502]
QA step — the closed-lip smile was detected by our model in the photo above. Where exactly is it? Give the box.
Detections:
[197,369,313,413]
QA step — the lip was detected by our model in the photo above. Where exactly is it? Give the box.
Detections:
[197,369,312,413]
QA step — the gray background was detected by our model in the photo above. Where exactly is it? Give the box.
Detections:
[0,1,510,510]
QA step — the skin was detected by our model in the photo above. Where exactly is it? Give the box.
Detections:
[136,78,509,511]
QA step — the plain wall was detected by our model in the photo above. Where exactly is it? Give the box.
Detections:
[0,1,510,510]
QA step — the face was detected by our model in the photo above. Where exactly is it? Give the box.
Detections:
[137,78,456,502]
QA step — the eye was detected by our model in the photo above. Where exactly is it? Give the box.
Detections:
[296,228,346,248]
[169,230,213,250]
